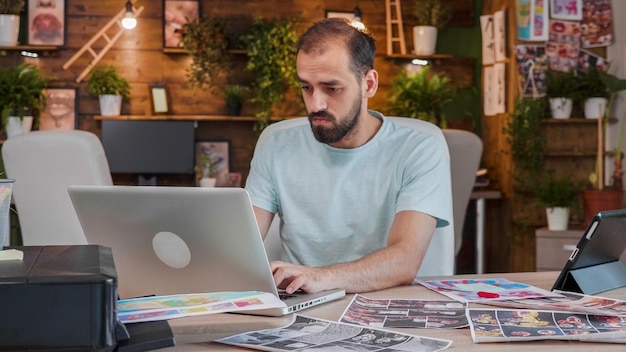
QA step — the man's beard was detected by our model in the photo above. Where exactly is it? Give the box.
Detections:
[308,96,361,144]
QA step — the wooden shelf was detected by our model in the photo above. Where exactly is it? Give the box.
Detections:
[385,53,454,59]
[542,117,617,124]
[163,48,248,55]
[0,45,60,56]
[94,115,288,122]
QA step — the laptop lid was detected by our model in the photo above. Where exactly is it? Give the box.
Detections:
[68,186,344,316]
[552,209,626,294]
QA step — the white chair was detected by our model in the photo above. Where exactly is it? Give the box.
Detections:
[2,130,113,245]
[255,116,462,276]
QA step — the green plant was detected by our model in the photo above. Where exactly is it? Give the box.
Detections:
[546,70,579,99]
[181,16,231,91]
[0,0,24,14]
[534,171,580,208]
[241,17,300,131]
[578,66,609,99]
[87,65,130,99]
[222,84,249,105]
[413,0,452,29]
[503,98,546,179]
[387,66,456,127]
[0,63,48,126]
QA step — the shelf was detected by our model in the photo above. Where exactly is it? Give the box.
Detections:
[385,53,454,59]
[163,48,248,55]
[542,117,618,124]
[0,45,60,57]
[94,115,288,122]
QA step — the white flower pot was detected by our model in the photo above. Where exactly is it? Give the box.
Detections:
[413,26,437,56]
[549,98,573,119]
[584,97,608,119]
[199,177,216,187]
[546,207,569,231]
[99,94,123,116]
[5,116,34,138]
[0,14,20,46]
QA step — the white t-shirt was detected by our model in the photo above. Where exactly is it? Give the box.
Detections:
[246,111,451,267]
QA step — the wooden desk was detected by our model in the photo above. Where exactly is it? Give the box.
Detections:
[163,272,626,351]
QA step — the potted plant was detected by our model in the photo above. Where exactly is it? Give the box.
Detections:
[0,63,47,138]
[534,171,580,231]
[387,66,456,128]
[412,0,451,55]
[546,70,579,119]
[581,70,626,226]
[180,16,231,92]
[222,84,248,116]
[578,66,609,119]
[0,0,24,46]
[87,65,130,116]
[241,17,300,131]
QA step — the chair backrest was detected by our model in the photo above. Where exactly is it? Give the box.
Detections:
[254,116,457,276]
[2,130,113,245]
[443,130,483,256]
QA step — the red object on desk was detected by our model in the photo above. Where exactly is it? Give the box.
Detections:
[476,291,500,298]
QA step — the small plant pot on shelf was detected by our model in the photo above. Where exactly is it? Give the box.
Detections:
[549,98,573,119]
[584,97,608,119]
[546,207,569,231]
[199,177,216,187]
[0,14,20,46]
[5,116,33,138]
[412,26,437,55]
[582,189,624,227]
[98,95,122,116]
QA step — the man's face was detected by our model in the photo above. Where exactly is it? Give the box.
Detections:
[297,40,364,145]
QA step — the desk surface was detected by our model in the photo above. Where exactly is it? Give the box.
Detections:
[164,272,626,351]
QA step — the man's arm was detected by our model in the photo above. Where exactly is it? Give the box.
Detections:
[253,206,274,240]
[270,210,436,293]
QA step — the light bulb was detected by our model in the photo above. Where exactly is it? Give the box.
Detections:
[121,1,136,30]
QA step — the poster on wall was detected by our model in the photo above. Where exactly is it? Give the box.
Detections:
[27,0,65,46]
[494,63,506,114]
[515,0,549,41]
[480,14,495,65]
[39,88,77,131]
[580,0,612,48]
[483,66,495,116]
[163,0,200,48]
[515,45,547,98]
[578,49,609,73]
[550,0,582,20]
[494,10,507,62]
[546,20,581,72]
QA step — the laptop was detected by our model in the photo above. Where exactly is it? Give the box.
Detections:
[552,209,626,295]
[68,185,345,316]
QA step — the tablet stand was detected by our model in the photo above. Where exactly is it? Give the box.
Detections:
[560,260,626,295]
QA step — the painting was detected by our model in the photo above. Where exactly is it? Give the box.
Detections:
[194,141,230,187]
[163,0,200,48]
[515,0,549,41]
[550,0,582,21]
[148,83,170,115]
[39,87,77,131]
[27,0,66,46]
[325,10,355,21]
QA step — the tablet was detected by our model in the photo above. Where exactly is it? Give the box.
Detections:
[552,208,626,294]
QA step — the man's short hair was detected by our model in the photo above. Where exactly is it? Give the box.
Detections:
[296,17,376,81]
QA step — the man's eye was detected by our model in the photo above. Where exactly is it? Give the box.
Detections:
[328,87,341,93]
[301,85,311,91]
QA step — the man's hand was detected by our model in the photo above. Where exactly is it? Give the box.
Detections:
[270,261,332,294]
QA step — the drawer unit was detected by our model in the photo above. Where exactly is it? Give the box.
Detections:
[535,228,583,271]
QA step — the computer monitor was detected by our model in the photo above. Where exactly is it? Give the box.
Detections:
[101,120,195,185]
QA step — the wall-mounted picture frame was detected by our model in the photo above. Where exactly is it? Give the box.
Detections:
[325,10,355,21]
[194,140,230,187]
[163,0,200,48]
[148,83,170,115]
[39,87,77,131]
[27,0,66,46]
[550,0,582,21]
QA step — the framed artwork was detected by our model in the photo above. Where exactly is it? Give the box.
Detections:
[515,0,549,41]
[163,0,200,48]
[550,0,582,21]
[148,83,170,115]
[27,0,66,46]
[39,87,77,131]
[325,10,355,21]
[194,141,230,186]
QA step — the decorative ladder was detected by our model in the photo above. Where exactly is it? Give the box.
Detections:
[385,0,406,55]
[62,3,145,83]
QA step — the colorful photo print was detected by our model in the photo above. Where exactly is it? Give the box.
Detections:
[28,0,65,46]
[580,0,613,48]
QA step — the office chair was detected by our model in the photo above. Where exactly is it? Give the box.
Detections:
[255,116,459,276]
[2,130,113,245]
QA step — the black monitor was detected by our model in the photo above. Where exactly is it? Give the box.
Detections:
[101,120,195,185]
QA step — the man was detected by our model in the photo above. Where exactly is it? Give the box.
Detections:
[245,18,451,294]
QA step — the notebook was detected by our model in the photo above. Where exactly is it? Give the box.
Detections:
[552,208,626,295]
[68,185,345,316]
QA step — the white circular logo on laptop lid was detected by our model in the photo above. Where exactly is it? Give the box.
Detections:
[152,231,191,268]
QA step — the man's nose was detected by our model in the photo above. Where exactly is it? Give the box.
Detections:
[309,91,328,112]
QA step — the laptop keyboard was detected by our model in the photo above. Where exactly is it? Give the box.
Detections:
[279,293,298,300]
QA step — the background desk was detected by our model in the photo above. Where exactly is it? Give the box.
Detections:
[164,272,626,351]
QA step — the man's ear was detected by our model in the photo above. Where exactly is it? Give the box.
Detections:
[364,69,378,98]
